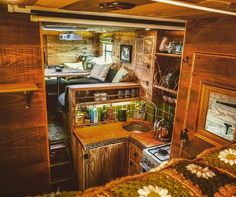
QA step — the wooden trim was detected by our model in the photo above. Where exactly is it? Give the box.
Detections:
[196,82,236,146]
[0,83,38,93]
[39,21,51,188]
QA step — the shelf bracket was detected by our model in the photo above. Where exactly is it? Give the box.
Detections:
[24,91,33,109]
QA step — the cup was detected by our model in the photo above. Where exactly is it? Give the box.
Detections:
[118,90,124,99]
[131,89,136,97]
[101,93,109,101]
[94,93,101,101]
[125,90,131,98]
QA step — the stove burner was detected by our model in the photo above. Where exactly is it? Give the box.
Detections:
[157,148,168,156]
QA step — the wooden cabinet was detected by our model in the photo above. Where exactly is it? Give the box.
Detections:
[128,142,142,175]
[85,141,128,188]
[73,136,128,191]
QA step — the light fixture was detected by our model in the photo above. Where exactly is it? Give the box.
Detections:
[42,24,87,31]
[99,2,136,10]
[145,28,151,31]
[151,0,236,16]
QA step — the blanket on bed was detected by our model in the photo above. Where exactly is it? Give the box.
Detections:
[77,142,236,197]
[37,142,236,197]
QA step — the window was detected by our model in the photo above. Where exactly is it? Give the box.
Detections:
[103,44,113,64]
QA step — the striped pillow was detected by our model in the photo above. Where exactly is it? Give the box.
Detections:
[87,64,111,81]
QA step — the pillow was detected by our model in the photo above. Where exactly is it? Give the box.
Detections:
[112,67,129,83]
[87,64,111,81]
[105,69,118,83]
[63,62,84,70]
[120,70,135,82]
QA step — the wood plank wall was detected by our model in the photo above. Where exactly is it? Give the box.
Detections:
[44,32,100,66]
[171,15,236,158]
[0,7,49,196]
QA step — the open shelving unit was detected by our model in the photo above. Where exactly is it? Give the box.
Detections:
[0,82,38,109]
[155,52,182,58]
[154,85,177,95]
[68,82,142,129]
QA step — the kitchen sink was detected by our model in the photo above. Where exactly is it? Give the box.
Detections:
[122,122,152,133]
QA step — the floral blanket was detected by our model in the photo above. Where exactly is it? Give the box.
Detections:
[77,142,236,197]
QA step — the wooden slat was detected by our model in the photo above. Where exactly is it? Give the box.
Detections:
[0,82,38,93]
[155,52,182,58]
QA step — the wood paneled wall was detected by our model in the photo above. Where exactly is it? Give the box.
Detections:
[171,15,236,159]
[43,32,100,66]
[0,7,49,196]
[109,31,157,100]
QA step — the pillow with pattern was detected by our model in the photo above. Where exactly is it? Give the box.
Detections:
[87,64,111,81]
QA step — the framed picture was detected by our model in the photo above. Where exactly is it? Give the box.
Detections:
[120,45,132,63]
[197,83,236,145]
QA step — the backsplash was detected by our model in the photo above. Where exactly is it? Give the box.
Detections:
[156,102,175,130]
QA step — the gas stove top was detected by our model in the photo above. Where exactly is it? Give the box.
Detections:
[140,143,170,172]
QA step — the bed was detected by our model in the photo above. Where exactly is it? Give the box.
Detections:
[38,142,236,197]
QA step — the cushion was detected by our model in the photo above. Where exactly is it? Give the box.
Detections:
[112,67,129,83]
[63,62,84,70]
[67,77,105,85]
[87,64,111,81]
[105,69,118,83]
[120,70,135,82]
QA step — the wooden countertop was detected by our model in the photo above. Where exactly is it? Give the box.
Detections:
[73,120,165,149]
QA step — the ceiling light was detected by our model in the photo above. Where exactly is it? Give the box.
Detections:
[42,25,87,31]
[145,28,151,31]
[151,0,236,16]
[99,2,136,10]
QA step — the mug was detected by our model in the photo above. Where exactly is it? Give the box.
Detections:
[125,90,131,98]
[94,93,101,101]
[101,93,109,101]
[131,89,136,97]
[118,90,124,99]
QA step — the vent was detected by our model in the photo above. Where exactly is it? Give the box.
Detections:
[99,2,136,10]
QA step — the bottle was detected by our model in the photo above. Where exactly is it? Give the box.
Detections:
[107,103,113,120]
[101,105,107,122]
[93,107,98,123]
[75,106,84,125]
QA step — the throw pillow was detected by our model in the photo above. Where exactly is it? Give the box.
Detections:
[87,64,111,81]
[63,62,84,70]
[121,70,135,82]
[112,67,129,83]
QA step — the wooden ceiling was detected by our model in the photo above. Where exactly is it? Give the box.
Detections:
[0,0,236,18]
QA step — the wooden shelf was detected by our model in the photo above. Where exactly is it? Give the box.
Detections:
[0,82,38,93]
[76,97,140,106]
[155,52,182,58]
[154,85,177,95]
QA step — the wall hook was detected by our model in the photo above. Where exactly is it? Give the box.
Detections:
[25,91,33,109]
[183,56,191,66]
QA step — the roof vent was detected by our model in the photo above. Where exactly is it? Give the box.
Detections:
[99,2,136,10]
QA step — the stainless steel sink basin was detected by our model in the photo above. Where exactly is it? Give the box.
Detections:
[122,122,151,133]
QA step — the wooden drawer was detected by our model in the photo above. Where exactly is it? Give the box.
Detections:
[129,143,142,164]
